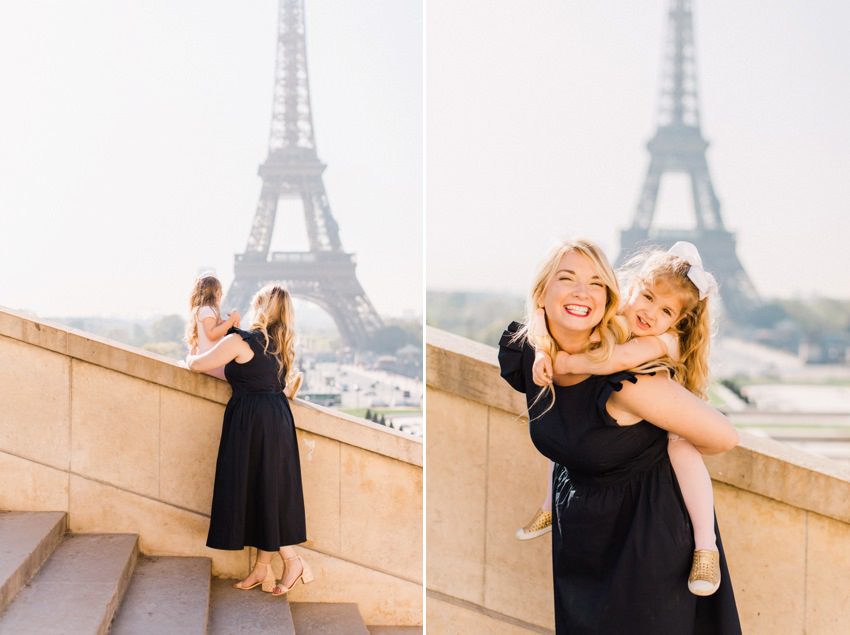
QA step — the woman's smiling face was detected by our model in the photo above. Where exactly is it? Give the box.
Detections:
[541,250,608,340]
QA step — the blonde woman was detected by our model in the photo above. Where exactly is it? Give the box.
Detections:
[499,239,740,633]
[186,284,312,596]
[524,242,725,596]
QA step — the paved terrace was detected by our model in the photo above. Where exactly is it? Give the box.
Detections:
[0,308,422,627]
[426,327,850,635]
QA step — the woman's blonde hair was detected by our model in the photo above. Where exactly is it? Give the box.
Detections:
[622,249,714,398]
[249,284,296,386]
[515,239,629,411]
[185,274,222,350]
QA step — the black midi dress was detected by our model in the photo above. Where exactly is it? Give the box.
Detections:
[206,327,307,552]
[499,322,741,634]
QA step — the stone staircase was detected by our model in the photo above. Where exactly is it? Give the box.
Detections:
[0,512,419,634]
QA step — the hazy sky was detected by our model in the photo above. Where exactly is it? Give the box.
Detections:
[427,1,850,301]
[0,1,422,319]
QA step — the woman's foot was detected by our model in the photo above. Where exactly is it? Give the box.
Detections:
[271,555,314,596]
[688,549,721,596]
[232,560,275,592]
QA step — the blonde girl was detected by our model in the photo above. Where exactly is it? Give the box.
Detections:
[185,274,240,380]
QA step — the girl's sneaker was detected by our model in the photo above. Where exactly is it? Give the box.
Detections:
[688,549,721,596]
[516,508,552,540]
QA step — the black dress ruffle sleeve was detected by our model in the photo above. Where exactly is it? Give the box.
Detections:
[498,321,529,394]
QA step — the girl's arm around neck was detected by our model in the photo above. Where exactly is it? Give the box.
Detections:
[554,336,669,376]
[609,373,738,454]
[185,333,252,372]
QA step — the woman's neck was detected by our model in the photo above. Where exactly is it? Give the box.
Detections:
[550,324,593,354]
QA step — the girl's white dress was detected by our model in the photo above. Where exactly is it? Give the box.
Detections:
[196,306,226,380]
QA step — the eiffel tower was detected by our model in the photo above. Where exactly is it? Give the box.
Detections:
[618,0,758,318]
[225,0,383,348]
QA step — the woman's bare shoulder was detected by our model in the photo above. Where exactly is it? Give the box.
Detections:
[623,370,679,390]
[607,371,688,413]
[609,372,738,453]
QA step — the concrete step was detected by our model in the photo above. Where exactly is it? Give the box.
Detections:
[0,533,138,635]
[208,577,295,634]
[290,602,370,635]
[110,556,211,634]
[367,627,422,635]
[0,510,66,614]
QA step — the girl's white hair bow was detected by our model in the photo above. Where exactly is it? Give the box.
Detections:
[667,241,718,300]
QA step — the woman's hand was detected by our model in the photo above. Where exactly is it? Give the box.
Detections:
[532,350,553,386]
[284,372,303,399]
[227,310,241,328]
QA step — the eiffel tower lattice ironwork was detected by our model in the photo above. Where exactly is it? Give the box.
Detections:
[225,0,383,348]
[618,0,758,318]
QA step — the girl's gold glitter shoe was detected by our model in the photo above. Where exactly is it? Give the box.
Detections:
[688,549,720,596]
[516,508,552,540]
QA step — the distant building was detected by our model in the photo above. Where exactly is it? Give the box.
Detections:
[798,335,850,365]
[301,392,342,407]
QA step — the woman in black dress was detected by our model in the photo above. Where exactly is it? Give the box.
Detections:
[186,284,312,596]
[498,239,741,634]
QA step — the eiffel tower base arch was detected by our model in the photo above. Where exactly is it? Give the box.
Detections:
[224,252,383,350]
[618,227,759,323]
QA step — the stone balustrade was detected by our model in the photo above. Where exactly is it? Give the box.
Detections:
[0,309,422,627]
[426,326,850,635]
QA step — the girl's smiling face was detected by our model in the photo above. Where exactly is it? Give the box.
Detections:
[623,280,683,337]
[542,250,608,340]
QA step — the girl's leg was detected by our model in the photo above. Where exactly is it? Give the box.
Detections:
[541,460,554,510]
[668,436,716,551]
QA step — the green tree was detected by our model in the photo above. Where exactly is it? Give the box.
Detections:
[131,323,148,346]
[151,314,186,343]
[744,302,788,329]
[367,326,412,354]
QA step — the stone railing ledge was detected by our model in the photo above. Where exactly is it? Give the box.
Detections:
[1,308,421,465]
[427,325,850,525]
[705,431,850,525]
[426,326,526,415]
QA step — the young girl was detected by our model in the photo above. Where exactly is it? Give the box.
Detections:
[521,241,723,597]
[185,274,240,380]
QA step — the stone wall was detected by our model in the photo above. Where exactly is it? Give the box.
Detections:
[426,327,850,635]
[0,309,422,626]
